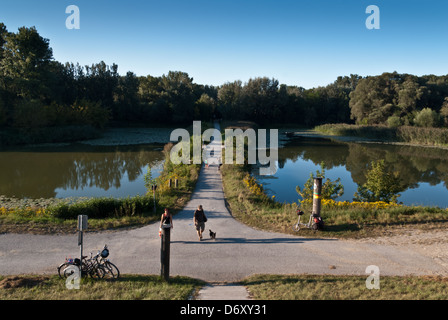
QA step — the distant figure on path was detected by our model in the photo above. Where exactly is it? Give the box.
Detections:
[193,205,207,241]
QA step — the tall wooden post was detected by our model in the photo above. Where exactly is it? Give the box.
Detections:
[312,177,322,217]
[152,185,157,213]
[160,226,171,281]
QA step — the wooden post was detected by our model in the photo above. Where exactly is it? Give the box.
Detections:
[160,226,171,281]
[312,177,322,217]
[175,179,178,188]
[152,185,157,213]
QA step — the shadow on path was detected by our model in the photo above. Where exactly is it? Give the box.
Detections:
[172,236,335,245]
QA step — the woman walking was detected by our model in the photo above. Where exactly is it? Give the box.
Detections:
[160,208,173,229]
[193,205,207,241]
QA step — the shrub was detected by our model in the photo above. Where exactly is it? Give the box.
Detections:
[354,160,402,203]
[296,162,344,205]
[413,108,441,128]
[387,115,402,128]
[47,196,154,219]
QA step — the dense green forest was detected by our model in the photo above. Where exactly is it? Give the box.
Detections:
[1,23,448,143]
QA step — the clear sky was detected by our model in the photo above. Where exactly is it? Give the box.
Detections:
[1,0,447,88]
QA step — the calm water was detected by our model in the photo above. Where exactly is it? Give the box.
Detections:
[0,144,164,199]
[253,136,448,208]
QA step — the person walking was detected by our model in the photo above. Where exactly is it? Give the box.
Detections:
[193,205,207,241]
[160,208,173,229]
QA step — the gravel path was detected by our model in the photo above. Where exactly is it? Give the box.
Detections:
[1,127,447,281]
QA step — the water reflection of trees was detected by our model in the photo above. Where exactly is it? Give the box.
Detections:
[0,145,164,198]
[279,137,448,192]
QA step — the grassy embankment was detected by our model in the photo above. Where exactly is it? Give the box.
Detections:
[242,274,448,300]
[314,123,448,147]
[2,273,448,300]
[0,143,201,234]
[220,122,448,239]
[0,274,204,300]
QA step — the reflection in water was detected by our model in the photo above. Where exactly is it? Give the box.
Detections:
[0,144,164,199]
[254,137,448,208]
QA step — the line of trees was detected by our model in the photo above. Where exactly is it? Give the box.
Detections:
[349,72,448,127]
[0,23,356,133]
[2,23,448,137]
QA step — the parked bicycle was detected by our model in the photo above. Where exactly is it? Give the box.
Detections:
[96,245,120,279]
[58,245,120,280]
[292,209,324,231]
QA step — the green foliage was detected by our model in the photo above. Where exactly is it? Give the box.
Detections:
[296,162,344,204]
[194,93,215,120]
[349,72,448,128]
[387,115,402,128]
[354,160,403,203]
[47,196,155,220]
[3,21,448,147]
[413,107,441,128]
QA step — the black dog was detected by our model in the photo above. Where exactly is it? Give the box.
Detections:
[209,229,216,240]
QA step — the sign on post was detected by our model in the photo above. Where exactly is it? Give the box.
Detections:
[77,215,88,275]
[78,215,88,231]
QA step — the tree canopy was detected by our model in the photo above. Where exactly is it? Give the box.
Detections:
[1,23,448,138]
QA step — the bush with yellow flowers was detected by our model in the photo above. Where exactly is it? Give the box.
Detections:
[243,174,265,197]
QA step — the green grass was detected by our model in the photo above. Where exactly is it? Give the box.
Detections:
[0,275,205,300]
[242,274,448,300]
[3,274,447,300]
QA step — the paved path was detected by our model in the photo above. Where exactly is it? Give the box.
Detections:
[1,127,447,285]
[197,283,251,300]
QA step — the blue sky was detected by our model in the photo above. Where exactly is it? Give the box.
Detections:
[1,0,447,88]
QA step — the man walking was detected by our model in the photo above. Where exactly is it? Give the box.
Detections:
[193,205,207,241]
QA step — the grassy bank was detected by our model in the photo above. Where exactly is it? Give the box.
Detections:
[0,143,201,234]
[0,274,204,300]
[220,159,448,239]
[242,274,448,300]
[3,273,447,300]
[314,123,448,147]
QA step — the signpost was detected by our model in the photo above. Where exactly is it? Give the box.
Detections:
[151,184,157,213]
[77,215,88,273]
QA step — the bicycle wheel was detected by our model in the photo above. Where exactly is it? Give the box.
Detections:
[292,223,300,232]
[58,263,77,279]
[103,261,120,279]
[89,264,105,279]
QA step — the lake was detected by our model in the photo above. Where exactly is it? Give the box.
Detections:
[253,135,448,208]
[0,143,165,199]
[3,127,448,208]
